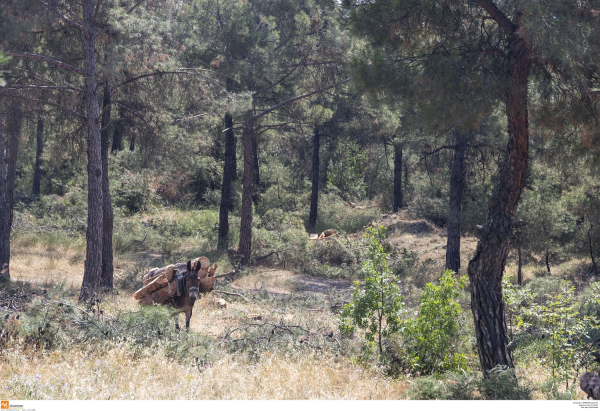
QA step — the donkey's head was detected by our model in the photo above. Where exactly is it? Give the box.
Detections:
[185,260,201,304]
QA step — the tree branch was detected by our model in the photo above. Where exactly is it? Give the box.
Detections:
[6,51,84,76]
[474,0,515,37]
[3,84,82,92]
[0,93,84,119]
[253,78,351,120]
[37,0,86,33]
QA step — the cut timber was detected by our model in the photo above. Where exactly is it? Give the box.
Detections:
[133,273,168,300]
[199,276,216,292]
[198,256,210,269]
[138,281,178,305]
[318,229,335,240]
[142,264,175,285]
[309,234,318,240]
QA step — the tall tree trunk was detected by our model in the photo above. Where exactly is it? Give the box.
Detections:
[446,131,467,273]
[129,134,135,151]
[0,104,22,281]
[218,112,236,250]
[32,117,44,196]
[5,104,21,229]
[238,115,255,265]
[309,126,320,230]
[393,142,403,212]
[517,245,523,286]
[79,0,104,303]
[467,33,531,373]
[0,113,9,281]
[100,83,114,289]
[251,129,260,205]
[111,123,123,152]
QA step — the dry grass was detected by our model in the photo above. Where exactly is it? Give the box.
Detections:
[1,345,409,400]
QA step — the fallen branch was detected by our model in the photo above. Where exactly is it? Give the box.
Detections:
[213,290,249,302]
[214,269,236,279]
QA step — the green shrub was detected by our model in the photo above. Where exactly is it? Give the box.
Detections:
[338,226,405,358]
[401,270,469,374]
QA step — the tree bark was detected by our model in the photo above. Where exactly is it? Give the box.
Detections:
[517,246,522,286]
[79,0,104,303]
[251,128,260,205]
[445,131,467,273]
[218,112,236,250]
[309,126,320,230]
[111,122,123,152]
[32,117,44,196]
[238,115,255,265]
[5,104,21,229]
[466,28,531,373]
[0,113,10,281]
[100,83,114,289]
[393,142,403,212]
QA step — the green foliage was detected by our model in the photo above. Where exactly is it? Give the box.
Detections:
[328,141,367,200]
[408,366,531,400]
[338,226,405,358]
[400,270,469,374]
[504,276,600,387]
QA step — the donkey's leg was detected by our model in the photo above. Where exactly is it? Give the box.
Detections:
[185,310,192,330]
[173,312,180,330]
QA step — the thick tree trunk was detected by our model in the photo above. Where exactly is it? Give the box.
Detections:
[218,113,236,250]
[467,35,531,373]
[393,143,403,212]
[309,126,320,229]
[0,113,9,281]
[0,105,22,281]
[238,116,255,265]
[79,0,104,303]
[100,83,114,289]
[446,131,467,273]
[32,118,44,196]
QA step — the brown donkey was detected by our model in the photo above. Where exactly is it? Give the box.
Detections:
[169,260,202,330]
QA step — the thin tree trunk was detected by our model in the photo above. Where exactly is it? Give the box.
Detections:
[446,131,467,273]
[238,115,255,265]
[309,126,320,229]
[466,32,531,373]
[129,134,135,151]
[100,83,114,289]
[32,118,44,196]
[218,112,236,250]
[545,250,551,274]
[393,142,403,212]
[251,129,260,205]
[111,123,123,152]
[79,0,104,302]
[517,246,522,286]
[5,105,21,230]
[0,113,10,281]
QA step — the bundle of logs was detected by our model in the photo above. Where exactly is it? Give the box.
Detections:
[132,257,217,305]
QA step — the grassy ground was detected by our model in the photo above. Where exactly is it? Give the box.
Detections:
[1,206,597,400]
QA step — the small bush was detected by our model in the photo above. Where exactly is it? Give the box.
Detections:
[400,270,469,374]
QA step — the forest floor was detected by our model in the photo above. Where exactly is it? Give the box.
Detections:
[1,209,592,400]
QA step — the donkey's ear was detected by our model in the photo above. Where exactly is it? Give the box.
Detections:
[187,260,192,272]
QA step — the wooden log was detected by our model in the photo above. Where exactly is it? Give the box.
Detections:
[133,273,168,300]
[214,269,235,279]
[198,256,210,269]
[199,276,216,293]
